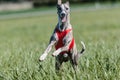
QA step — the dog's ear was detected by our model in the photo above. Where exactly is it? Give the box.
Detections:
[65,1,70,6]
[57,0,62,5]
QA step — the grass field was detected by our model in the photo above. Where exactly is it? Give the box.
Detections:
[0,5,120,80]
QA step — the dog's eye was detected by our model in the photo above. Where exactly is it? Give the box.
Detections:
[66,7,69,10]
[58,8,61,11]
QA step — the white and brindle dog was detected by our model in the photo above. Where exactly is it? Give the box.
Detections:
[39,0,85,71]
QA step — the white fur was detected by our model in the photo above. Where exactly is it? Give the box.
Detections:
[40,53,48,61]
[52,48,62,57]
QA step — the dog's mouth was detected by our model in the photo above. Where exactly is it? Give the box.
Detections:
[61,16,67,23]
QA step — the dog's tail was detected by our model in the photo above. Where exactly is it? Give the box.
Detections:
[80,41,85,54]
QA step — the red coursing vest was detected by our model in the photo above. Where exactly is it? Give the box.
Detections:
[55,28,74,54]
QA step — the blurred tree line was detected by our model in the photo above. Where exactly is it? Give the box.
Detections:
[0,0,119,7]
[0,0,31,2]
[0,0,119,2]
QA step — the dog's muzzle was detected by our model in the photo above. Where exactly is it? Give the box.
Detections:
[60,13,67,23]
[60,13,65,18]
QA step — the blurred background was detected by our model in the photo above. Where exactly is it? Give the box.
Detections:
[0,0,120,12]
[0,0,120,19]
[0,0,120,80]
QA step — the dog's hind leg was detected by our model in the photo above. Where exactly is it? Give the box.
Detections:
[55,59,62,71]
[70,52,78,71]
[55,54,64,71]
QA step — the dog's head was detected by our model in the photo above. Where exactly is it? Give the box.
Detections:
[57,1,70,23]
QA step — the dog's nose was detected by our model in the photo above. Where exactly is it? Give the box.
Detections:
[61,13,65,17]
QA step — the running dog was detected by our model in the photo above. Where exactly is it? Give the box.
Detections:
[39,0,85,71]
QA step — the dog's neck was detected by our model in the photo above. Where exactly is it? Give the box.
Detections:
[58,14,70,31]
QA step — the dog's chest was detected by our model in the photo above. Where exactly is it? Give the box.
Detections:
[57,30,69,39]
[55,29,71,49]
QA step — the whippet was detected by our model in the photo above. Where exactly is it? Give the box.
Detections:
[39,0,85,71]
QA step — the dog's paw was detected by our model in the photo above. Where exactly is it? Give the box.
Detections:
[52,51,57,57]
[52,49,61,57]
[39,53,47,61]
[52,53,56,57]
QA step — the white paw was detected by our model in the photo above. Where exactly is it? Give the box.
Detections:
[39,53,47,61]
[52,49,61,57]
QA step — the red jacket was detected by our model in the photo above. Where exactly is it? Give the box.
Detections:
[55,28,74,54]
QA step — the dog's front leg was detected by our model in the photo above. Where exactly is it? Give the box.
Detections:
[39,41,56,61]
[52,44,69,57]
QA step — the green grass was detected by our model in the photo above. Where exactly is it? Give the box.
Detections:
[0,6,120,80]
